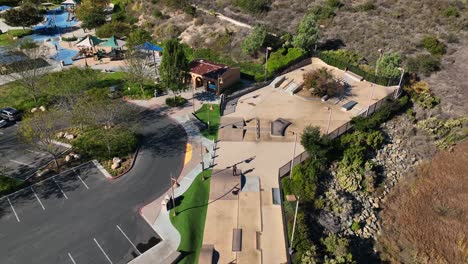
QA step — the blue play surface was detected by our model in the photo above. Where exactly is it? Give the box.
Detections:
[0,5,11,11]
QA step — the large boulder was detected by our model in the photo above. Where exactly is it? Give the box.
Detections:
[111,162,120,170]
[112,157,122,164]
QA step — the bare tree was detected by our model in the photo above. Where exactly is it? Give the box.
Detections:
[123,53,157,96]
[18,111,67,171]
[2,46,51,103]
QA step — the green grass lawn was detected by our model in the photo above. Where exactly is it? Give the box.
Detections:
[0,34,14,46]
[195,104,220,140]
[170,170,212,264]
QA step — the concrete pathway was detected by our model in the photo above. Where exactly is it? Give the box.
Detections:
[130,113,216,264]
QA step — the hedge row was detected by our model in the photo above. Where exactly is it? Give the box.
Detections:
[317,51,399,86]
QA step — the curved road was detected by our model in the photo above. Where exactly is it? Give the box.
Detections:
[0,109,187,264]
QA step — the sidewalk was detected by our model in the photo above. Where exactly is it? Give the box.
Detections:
[129,113,216,264]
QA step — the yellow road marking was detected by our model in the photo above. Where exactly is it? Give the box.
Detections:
[184,143,192,165]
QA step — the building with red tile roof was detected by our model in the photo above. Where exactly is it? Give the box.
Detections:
[189,59,240,94]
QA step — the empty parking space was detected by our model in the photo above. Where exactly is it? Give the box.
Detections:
[0,162,157,264]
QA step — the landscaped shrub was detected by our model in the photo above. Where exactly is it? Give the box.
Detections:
[241,25,267,55]
[321,233,354,263]
[62,36,78,42]
[351,96,409,132]
[267,48,307,74]
[303,67,345,97]
[0,174,24,195]
[321,49,363,65]
[72,127,138,160]
[405,54,441,76]
[421,35,446,56]
[376,52,402,78]
[166,95,187,107]
[282,160,319,202]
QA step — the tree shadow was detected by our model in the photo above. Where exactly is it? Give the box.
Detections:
[134,236,161,255]
[348,236,382,263]
[318,39,346,51]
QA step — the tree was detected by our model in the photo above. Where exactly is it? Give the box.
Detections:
[76,0,109,30]
[18,111,67,171]
[95,21,130,38]
[376,52,401,78]
[292,13,319,51]
[301,126,330,162]
[3,46,50,103]
[45,67,99,111]
[159,38,189,96]
[2,4,43,31]
[126,29,153,50]
[241,25,267,55]
[124,53,156,96]
[303,67,344,97]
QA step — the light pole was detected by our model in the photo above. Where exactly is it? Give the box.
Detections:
[264,47,272,82]
[170,174,177,216]
[289,132,297,180]
[326,107,332,134]
[395,67,405,99]
[375,48,384,75]
[289,196,300,256]
[366,84,376,117]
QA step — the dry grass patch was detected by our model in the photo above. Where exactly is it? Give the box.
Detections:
[378,141,468,263]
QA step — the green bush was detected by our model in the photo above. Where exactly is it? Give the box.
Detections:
[282,160,319,202]
[376,52,402,78]
[165,95,187,107]
[421,35,446,56]
[0,175,24,195]
[358,0,376,11]
[95,21,130,38]
[321,233,354,263]
[234,0,269,13]
[72,127,138,160]
[405,54,441,76]
[321,49,363,65]
[326,0,342,8]
[351,221,361,232]
[267,47,307,73]
[351,96,409,132]
[183,5,196,16]
[309,5,336,20]
[241,25,267,55]
[62,36,78,42]
[442,6,459,17]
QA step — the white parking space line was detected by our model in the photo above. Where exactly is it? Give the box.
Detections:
[73,169,89,190]
[6,197,20,222]
[93,238,113,264]
[116,225,141,255]
[9,160,34,167]
[52,178,68,199]
[68,253,77,264]
[31,186,45,210]
[26,149,49,156]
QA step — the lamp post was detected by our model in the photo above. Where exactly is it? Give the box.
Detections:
[326,107,332,134]
[289,196,300,256]
[264,47,272,82]
[289,132,297,180]
[375,48,384,75]
[170,174,177,216]
[366,84,376,117]
[395,67,405,99]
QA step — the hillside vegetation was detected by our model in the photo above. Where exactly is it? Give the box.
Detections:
[378,141,468,263]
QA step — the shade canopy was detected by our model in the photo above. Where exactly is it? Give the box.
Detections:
[61,0,77,5]
[136,42,163,52]
[99,36,126,49]
[75,35,104,48]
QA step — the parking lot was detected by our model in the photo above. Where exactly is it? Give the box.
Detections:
[0,123,66,180]
[0,162,160,264]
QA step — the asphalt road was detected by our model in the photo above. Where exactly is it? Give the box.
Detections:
[0,123,60,180]
[0,110,187,264]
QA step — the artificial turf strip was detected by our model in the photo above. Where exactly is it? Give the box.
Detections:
[170,170,212,264]
[195,104,220,141]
